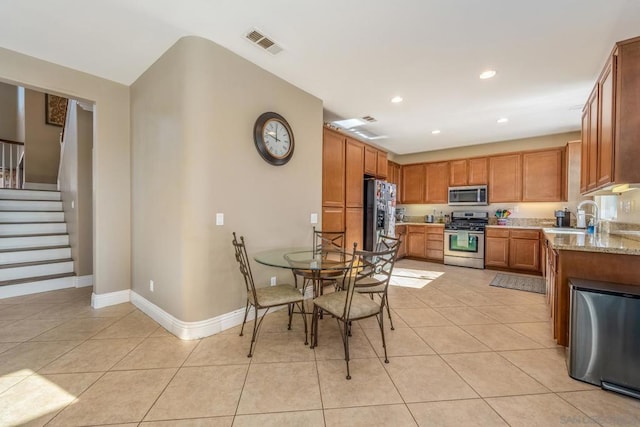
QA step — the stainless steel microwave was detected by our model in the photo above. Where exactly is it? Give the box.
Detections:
[448,185,488,206]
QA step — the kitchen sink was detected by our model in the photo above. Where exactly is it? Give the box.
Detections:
[543,228,588,235]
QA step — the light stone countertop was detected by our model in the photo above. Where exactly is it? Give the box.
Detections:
[543,230,640,256]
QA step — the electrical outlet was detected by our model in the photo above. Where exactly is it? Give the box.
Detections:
[513,206,519,213]
[71,200,75,209]
[149,280,154,292]
[270,276,277,286]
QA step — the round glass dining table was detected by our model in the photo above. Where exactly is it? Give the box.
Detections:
[253,247,353,297]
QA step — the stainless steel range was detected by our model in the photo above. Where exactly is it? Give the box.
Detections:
[444,211,489,269]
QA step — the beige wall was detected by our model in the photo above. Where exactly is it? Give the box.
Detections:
[395,131,581,164]
[0,82,18,140]
[24,89,61,184]
[616,190,640,224]
[59,102,93,276]
[131,36,323,322]
[0,46,131,296]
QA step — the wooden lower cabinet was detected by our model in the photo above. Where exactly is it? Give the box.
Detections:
[406,226,426,258]
[321,206,344,232]
[486,228,541,272]
[509,229,540,271]
[545,245,640,346]
[425,226,444,261]
[395,225,407,259]
[345,208,363,250]
[485,228,509,268]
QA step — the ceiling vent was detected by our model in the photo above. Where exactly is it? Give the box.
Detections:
[244,28,283,55]
[361,116,377,123]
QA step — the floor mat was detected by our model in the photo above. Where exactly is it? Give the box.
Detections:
[489,273,546,294]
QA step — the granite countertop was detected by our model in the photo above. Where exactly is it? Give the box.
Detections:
[486,225,543,230]
[396,222,445,226]
[543,230,640,256]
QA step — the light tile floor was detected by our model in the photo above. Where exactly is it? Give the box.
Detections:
[1,259,639,426]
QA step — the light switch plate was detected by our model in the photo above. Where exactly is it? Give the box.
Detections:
[216,213,224,226]
[310,213,318,224]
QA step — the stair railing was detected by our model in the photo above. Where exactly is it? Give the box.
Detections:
[0,138,25,189]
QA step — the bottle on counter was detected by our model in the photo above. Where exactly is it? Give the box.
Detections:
[587,218,595,234]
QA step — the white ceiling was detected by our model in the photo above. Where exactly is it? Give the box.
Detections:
[2,0,639,154]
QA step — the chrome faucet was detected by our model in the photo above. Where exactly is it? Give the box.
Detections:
[577,200,599,231]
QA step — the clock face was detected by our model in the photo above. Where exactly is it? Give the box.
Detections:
[253,112,295,166]
[262,119,292,159]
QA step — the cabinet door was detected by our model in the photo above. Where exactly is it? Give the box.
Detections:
[449,159,468,186]
[509,238,540,271]
[322,206,344,232]
[345,207,363,250]
[377,151,388,178]
[364,146,377,176]
[401,164,425,204]
[322,129,345,207]
[407,226,426,258]
[425,162,449,203]
[425,226,444,260]
[468,157,488,185]
[345,139,364,208]
[587,87,599,191]
[597,56,615,188]
[489,154,522,203]
[485,237,509,267]
[396,225,407,259]
[522,149,563,202]
[580,110,590,194]
[387,161,397,184]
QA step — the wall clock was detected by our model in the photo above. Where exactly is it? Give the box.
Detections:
[253,112,294,166]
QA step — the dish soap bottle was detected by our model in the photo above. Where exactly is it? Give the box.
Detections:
[587,218,595,234]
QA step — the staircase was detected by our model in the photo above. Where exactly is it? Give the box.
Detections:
[0,188,75,298]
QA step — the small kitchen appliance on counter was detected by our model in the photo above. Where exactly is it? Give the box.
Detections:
[395,207,406,223]
[555,209,571,227]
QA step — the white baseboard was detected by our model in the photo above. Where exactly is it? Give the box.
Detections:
[130,291,284,340]
[91,289,131,309]
[24,182,58,191]
[74,275,93,288]
[0,275,75,299]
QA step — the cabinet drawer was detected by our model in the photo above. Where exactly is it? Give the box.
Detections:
[426,240,444,250]
[407,226,426,233]
[486,228,510,238]
[510,229,540,239]
[426,233,443,241]
[426,225,445,234]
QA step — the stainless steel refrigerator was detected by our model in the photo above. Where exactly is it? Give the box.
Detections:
[363,179,396,251]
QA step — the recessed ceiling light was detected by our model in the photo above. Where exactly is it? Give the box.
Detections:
[497,117,509,124]
[431,130,441,135]
[391,96,403,103]
[479,70,497,79]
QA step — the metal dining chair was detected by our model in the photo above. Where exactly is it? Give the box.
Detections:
[292,227,346,297]
[311,244,397,379]
[232,232,308,357]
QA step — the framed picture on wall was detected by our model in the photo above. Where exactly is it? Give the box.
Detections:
[45,94,68,127]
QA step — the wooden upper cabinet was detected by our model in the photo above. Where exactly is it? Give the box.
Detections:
[580,110,590,194]
[387,161,399,184]
[401,164,425,204]
[345,138,364,208]
[364,146,377,176]
[322,128,345,207]
[587,88,599,191]
[377,151,388,178]
[468,157,488,185]
[425,161,449,203]
[522,148,564,202]
[449,159,468,186]
[597,55,615,188]
[579,37,640,194]
[449,157,488,186]
[489,153,522,203]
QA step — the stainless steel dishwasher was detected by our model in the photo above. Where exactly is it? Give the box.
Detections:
[568,278,640,399]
